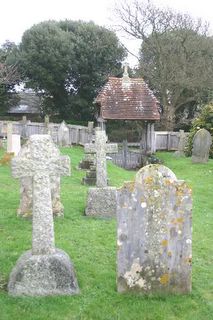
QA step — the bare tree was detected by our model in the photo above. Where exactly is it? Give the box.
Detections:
[114,0,213,130]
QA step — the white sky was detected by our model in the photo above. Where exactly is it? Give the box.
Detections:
[0,0,212,66]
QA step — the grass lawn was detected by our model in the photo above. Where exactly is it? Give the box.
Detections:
[0,146,212,320]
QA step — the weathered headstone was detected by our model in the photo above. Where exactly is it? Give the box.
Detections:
[174,130,187,157]
[117,164,192,294]
[8,135,79,296]
[6,122,13,153]
[11,135,21,156]
[57,121,70,147]
[21,116,28,139]
[6,122,21,155]
[17,140,64,217]
[44,115,50,134]
[192,128,212,163]
[85,130,118,217]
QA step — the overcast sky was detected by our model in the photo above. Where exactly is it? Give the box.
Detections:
[1,0,212,65]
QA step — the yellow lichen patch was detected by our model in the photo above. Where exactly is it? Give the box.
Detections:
[126,181,135,193]
[144,176,154,184]
[159,213,166,219]
[159,273,170,285]
[161,239,168,247]
[185,257,192,265]
[164,179,172,186]
[167,251,172,257]
[171,217,184,225]
[0,152,14,165]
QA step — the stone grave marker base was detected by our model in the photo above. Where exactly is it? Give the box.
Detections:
[8,249,79,296]
[85,187,117,217]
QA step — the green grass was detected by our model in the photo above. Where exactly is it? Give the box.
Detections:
[0,147,212,320]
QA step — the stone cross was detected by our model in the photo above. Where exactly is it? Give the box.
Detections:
[117,164,192,294]
[192,128,212,163]
[84,130,118,188]
[11,135,70,255]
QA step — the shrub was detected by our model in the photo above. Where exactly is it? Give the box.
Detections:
[185,103,213,158]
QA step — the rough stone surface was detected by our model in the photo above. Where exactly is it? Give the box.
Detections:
[57,121,70,147]
[85,187,117,217]
[17,140,65,218]
[174,130,187,157]
[8,134,79,296]
[8,249,79,296]
[192,128,212,163]
[84,130,118,188]
[117,164,192,294]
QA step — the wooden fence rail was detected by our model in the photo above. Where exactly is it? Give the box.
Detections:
[0,121,94,146]
[0,121,188,151]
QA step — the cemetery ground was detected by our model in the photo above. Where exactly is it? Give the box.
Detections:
[0,147,212,320]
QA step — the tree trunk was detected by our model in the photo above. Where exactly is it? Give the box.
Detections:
[160,105,176,131]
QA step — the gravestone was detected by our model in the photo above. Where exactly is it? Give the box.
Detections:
[57,121,70,147]
[85,130,118,217]
[11,135,21,156]
[17,140,64,217]
[21,116,28,139]
[6,122,13,153]
[8,135,79,296]
[192,128,212,163]
[44,115,50,134]
[117,164,192,294]
[174,130,186,157]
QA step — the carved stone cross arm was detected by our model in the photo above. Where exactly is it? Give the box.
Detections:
[84,143,96,154]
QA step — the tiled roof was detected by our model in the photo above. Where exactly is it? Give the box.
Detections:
[95,76,160,121]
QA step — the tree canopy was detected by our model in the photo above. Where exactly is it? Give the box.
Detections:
[115,0,213,130]
[18,20,126,120]
[0,41,20,115]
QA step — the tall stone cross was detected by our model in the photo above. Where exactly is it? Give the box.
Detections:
[84,130,118,188]
[11,134,70,255]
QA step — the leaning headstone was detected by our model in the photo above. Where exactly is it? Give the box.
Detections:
[192,128,212,163]
[57,121,70,147]
[8,135,79,296]
[174,130,187,157]
[85,130,118,217]
[117,164,192,294]
[17,142,64,218]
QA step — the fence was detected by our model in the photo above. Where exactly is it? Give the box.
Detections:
[155,131,189,151]
[0,120,188,151]
[0,120,94,146]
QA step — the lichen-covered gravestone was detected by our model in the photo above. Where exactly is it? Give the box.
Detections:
[85,130,118,217]
[192,128,212,163]
[117,164,192,294]
[8,135,79,296]
[17,140,64,218]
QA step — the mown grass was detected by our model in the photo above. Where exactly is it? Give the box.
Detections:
[0,146,212,320]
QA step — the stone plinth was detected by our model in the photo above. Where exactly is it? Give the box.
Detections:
[8,249,79,296]
[85,187,117,217]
